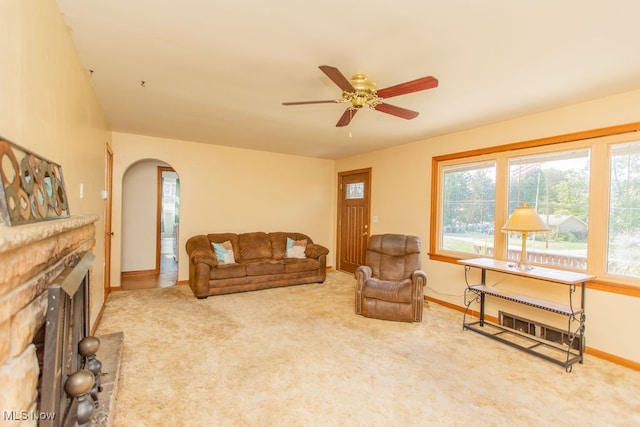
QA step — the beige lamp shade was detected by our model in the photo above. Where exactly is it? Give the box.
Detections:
[502,202,550,233]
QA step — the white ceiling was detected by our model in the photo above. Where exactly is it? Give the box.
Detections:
[55,0,640,159]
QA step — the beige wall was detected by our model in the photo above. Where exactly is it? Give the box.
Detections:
[0,0,111,328]
[336,89,640,364]
[111,132,335,287]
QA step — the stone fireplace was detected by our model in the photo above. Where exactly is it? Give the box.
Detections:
[0,214,99,425]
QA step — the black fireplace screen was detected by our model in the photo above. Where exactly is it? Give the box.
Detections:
[39,251,93,427]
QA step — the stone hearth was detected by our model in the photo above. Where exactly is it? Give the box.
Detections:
[0,215,99,425]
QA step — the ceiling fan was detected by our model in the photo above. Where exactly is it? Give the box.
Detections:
[282,65,438,127]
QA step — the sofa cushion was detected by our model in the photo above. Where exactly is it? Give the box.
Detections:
[238,232,272,261]
[243,260,285,276]
[286,237,307,258]
[207,233,240,259]
[209,263,246,280]
[283,258,320,273]
[269,232,313,259]
[212,240,236,264]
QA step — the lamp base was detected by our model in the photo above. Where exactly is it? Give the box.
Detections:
[517,232,533,270]
[515,262,534,271]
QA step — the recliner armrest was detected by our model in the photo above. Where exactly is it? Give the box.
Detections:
[355,265,372,281]
[412,270,428,287]
[354,265,373,315]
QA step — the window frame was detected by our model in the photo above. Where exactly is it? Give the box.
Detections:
[430,122,640,296]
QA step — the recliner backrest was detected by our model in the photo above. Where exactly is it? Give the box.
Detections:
[365,234,421,281]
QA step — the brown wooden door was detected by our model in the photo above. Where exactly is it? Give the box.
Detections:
[103,143,114,298]
[337,168,371,273]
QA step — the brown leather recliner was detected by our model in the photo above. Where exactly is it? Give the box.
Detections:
[355,234,428,322]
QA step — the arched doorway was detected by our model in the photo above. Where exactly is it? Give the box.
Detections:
[120,159,180,290]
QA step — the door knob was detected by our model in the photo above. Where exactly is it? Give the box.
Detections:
[107,232,115,236]
[362,232,368,236]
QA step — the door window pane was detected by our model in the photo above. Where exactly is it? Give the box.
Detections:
[346,182,364,199]
[507,149,590,269]
[441,161,496,255]
[608,141,640,278]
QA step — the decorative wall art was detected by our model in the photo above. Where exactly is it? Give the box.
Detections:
[0,136,70,226]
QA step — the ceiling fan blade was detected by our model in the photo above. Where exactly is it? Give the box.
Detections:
[319,65,355,92]
[374,103,420,120]
[282,100,336,106]
[376,76,438,99]
[336,108,357,127]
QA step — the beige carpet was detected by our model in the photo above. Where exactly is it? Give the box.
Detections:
[96,270,640,426]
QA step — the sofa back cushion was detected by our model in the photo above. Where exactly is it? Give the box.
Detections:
[269,232,313,259]
[238,232,272,261]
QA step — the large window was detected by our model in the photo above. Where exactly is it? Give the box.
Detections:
[608,141,640,278]
[431,123,640,288]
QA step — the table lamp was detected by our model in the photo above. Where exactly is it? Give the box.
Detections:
[502,202,550,270]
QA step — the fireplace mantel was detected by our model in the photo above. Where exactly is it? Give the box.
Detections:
[0,214,99,252]
[0,214,98,302]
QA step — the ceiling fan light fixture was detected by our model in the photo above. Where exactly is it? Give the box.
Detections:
[350,74,377,93]
[339,74,383,109]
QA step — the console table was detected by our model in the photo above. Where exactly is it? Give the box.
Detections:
[460,258,595,372]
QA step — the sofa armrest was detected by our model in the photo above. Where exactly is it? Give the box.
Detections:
[185,234,218,267]
[186,235,211,253]
[185,235,216,299]
[186,235,217,267]
[305,243,329,259]
[191,249,218,267]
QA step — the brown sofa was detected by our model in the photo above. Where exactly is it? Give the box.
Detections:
[185,232,329,298]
